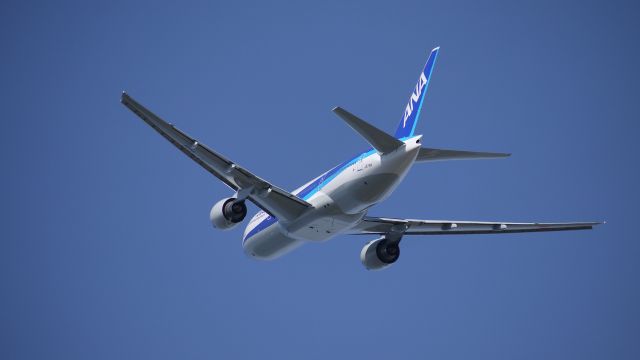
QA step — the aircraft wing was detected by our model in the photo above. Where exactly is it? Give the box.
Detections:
[350,216,602,235]
[121,92,311,222]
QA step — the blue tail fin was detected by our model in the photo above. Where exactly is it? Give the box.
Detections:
[393,47,439,139]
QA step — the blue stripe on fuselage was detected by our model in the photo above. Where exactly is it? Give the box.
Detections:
[243,214,278,242]
[243,148,377,242]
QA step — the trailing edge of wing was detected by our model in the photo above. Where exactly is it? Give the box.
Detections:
[120,92,311,221]
[350,216,603,235]
[416,147,511,162]
[332,107,404,154]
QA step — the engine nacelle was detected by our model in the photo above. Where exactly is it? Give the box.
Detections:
[210,197,247,230]
[360,237,401,270]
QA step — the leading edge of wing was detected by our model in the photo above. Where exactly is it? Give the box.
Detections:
[350,216,604,235]
[120,92,311,221]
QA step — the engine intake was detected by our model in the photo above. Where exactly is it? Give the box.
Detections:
[360,237,400,270]
[210,197,247,230]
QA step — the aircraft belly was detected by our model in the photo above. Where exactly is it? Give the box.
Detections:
[243,223,303,260]
[286,208,365,241]
[321,146,418,214]
[328,173,399,213]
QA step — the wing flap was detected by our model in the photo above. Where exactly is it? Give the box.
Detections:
[121,92,311,221]
[122,92,238,189]
[351,216,602,235]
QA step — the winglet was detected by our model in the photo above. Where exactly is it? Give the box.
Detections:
[332,106,404,154]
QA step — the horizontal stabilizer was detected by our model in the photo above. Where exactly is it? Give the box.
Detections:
[416,147,510,162]
[332,107,404,154]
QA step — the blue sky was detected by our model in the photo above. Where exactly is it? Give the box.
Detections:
[2,0,639,359]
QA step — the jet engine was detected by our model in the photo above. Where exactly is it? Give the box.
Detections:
[210,197,247,230]
[360,237,400,270]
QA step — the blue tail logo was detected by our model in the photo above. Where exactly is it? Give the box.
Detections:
[403,72,428,127]
[394,47,439,139]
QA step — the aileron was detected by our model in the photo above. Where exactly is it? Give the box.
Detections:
[121,92,311,222]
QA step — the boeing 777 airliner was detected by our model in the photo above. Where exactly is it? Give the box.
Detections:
[122,47,601,270]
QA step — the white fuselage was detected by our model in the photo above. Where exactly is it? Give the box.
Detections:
[242,135,423,259]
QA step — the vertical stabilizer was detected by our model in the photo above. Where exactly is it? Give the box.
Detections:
[393,47,439,139]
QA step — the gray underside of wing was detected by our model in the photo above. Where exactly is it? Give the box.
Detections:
[121,92,311,221]
[350,216,602,235]
[416,147,511,162]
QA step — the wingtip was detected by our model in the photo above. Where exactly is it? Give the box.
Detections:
[332,106,347,115]
[494,152,511,158]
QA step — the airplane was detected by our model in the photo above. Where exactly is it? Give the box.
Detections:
[121,47,601,270]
